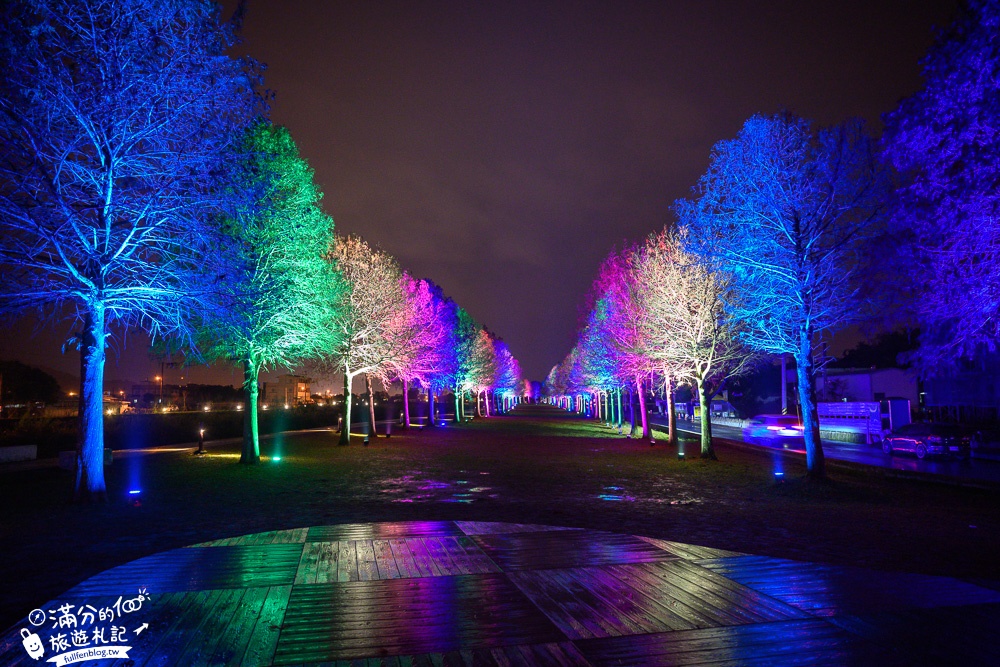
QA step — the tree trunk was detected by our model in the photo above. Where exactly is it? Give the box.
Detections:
[339,372,351,445]
[484,390,491,417]
[74,306,107,501]
[697,378,716,459]
[241,359,261,464]
[366,374,377,437]
[454,387,462,423]
[401,379,410,428]
[636,374,651,439]
[628,389,636,436]
[665,373,677,447]
[475,389,483,417]
[797,329,826,478]
[616,388,623,429]
[427,386,436,427]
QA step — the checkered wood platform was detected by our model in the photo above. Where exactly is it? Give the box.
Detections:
[2,521,998,665]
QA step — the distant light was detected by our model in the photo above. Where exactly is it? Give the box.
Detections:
[236,404,243,411]
[203,405,210,412]
[262,404,269,410]
[283,404,289,410]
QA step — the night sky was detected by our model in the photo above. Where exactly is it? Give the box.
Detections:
[0,0,959,388]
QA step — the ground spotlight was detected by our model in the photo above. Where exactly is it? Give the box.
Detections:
[127,489,142,506]
[678,451,685,460]
[774,471,785,483]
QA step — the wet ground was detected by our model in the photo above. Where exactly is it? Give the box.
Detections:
[2,404,999,633]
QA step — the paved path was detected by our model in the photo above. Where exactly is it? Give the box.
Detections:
[647,415,1000,487]
[2,521,999,666]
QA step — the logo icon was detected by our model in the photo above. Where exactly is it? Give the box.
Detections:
[20,628,44,660]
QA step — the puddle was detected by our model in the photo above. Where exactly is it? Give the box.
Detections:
[378,471,495,503]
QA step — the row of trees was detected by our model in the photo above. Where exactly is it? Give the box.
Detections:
[0,0,522,499]
[550,0,1000,479]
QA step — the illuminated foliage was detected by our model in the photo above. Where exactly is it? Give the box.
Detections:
[0,0,260,498]
[324,234,410,443]
[881,0,1000,371]
[677,113,883,477]
[199,122,341,463]
[393,274,454,425]
[635,230,757,455]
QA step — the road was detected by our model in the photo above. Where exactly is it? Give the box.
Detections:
[648,415,1000,486]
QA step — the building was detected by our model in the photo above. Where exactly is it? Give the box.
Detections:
[263,374,312,407]
[814,368,919,405]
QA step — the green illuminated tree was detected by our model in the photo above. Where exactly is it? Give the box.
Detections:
[200,122,342,464]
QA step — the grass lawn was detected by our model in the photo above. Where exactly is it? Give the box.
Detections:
[2,404,999,630]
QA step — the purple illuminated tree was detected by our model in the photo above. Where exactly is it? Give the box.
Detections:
[0,0,260,499]
[393,274,452,427]
[491,339,522,413]
[677,114,883,478]
[199,123,341,464]
[881,0,1000,371]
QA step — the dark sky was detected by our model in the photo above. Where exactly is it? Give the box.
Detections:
[0,0,959,387]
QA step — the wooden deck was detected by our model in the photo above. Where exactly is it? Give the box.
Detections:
[2,521,999,665]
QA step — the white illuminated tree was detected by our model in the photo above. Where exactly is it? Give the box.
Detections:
[325,235,410,444]
[636,230,757,457]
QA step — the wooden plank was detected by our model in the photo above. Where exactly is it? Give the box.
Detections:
[543,568,658,636]
[208,585,271,667]
[357,540,379,581]
[422,537,465,576]
[505,570,618,640]
[142,589,227,667]
[338,540,360,582]
[636,535,743,560]
[455,521,582,536]
[373,539,402,580]
[274,575,565,663]
[614,561,797,627]
[389,538,422,578]
[406,538,444,577]
[176,587,246,666]
[659,560,809,622]
[240,585,291,667]
[454,536,502,574]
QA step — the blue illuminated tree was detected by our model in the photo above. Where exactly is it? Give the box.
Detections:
[881,0,1000,371]
[199,122,342,464]
[0,0,260,499]
[677,114,884,478]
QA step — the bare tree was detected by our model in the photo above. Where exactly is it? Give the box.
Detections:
[677,114,883,478]
[0,0,260,498]
[636,230,758,457]
[324,235,409,444]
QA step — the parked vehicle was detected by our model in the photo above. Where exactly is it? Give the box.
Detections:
[881,423,971,460]
[742,414,805,448]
